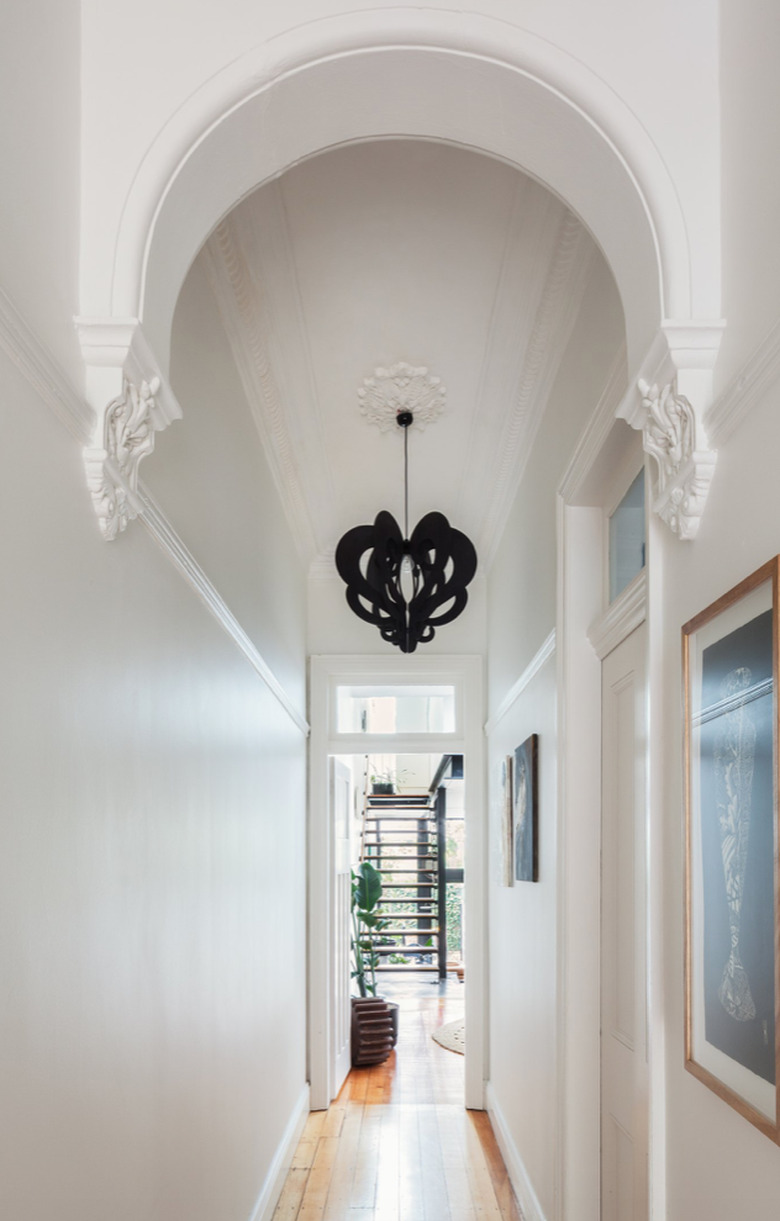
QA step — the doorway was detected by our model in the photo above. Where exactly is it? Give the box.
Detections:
[308,655,484,1111]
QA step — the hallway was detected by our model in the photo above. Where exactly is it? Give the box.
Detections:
[274,982,521,1220]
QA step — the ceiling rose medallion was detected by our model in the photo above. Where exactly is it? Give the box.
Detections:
[358,362,446,432]
[336,377,476,653]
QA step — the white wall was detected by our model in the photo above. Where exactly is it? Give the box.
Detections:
[0,0,81,379]
[718,0,780,389]
[160,254,307,707]
[485,257,624,1217]
[0,78,310,1216]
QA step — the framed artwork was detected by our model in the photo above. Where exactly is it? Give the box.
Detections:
[500,754,514,887]
[514,735,539,882]
[683,557,780,1142]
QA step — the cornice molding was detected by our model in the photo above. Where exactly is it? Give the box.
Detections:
[617,320,724,540]
[587,570,647,660]
[477,211,596,569]
[137,488,309,736]
[0,287,91,442]
[706,318,780,446]
[203,213,319,561]
[76,318,183,540]
[484,629,556,736]
[558,343,628,502]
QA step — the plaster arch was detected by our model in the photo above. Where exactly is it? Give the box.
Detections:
[101,9,701,378]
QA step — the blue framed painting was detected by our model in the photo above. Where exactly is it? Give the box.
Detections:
[513,734,539,883]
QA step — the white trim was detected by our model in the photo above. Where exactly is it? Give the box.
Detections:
[706,317,780,446]
[0,286,92,443]
[139,489,309,737]
[558,346,627,503]
[486,1083,548,1221]
[587,569,647,661]
[247,1083,310,1221]
[484,630,556,736]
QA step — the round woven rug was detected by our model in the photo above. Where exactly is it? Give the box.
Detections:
[432,1018,465,1055]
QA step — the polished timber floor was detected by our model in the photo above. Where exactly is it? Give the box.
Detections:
[272,976,522,1221]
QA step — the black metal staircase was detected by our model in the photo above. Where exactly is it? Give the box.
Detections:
[360,790,446,978]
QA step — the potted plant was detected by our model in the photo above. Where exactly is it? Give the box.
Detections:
[369,768,411,795]
[350,860,399,1065]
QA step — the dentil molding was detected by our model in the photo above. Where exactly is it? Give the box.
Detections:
[76,319,182,540]
[618,321,725,540]
[358,363,445,431]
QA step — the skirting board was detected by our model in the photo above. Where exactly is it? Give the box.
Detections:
[486,1082,548,1221]
[248,1082,310,1221]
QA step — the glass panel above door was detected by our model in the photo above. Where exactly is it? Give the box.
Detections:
[336,685,456,734]
[609,468,646,602]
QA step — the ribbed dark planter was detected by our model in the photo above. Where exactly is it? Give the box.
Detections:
[351,997,399,1067]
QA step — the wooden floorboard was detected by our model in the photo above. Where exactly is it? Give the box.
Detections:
[272,986,523,1221]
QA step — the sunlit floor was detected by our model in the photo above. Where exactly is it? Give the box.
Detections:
[273,974,522,1220]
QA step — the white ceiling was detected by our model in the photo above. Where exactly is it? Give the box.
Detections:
[201,139,599,571]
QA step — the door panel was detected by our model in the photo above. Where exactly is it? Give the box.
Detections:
[601,625,648,1221]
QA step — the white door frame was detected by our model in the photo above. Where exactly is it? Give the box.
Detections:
[308,653,486,1110]
[556,383,665,1219]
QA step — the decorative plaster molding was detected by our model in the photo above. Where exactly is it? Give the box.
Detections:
[484,630,556,736]
[84,376,160,540]
[587,570,647,661]
[358,363,445,431]
[0,286,91,443]
[617,321,724,540]
[636,378,716,541]
[706,318,780,446]
[76,318,182,540]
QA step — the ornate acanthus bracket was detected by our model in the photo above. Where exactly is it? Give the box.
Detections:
[84,377,162,540]
[636,378,716,541]
[77,319,182,539]
[358,362,445,431]
[617,322,725,541]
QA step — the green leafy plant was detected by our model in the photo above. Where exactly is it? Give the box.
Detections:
[351,860,389,997]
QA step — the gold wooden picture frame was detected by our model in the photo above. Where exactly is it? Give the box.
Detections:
[683,557,780,1142]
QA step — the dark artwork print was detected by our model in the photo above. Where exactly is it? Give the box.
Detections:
[514,735,538,883]
[699,609,776,1086]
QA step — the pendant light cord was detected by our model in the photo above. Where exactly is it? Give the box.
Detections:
[404,422,409,540]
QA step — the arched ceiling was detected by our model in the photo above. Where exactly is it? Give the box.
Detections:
[190,139,615,568]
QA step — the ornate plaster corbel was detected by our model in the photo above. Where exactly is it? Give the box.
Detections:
[83,376,160,540]
[636,378,716,541]
[76,319,182,539]
[618,322,725,540]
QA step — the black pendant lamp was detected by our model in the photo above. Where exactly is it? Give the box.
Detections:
[335,410,477,653]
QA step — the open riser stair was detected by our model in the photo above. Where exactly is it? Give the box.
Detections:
[361,791,446,977]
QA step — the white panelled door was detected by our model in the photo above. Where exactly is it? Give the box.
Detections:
[330,758,352,1099]
[601,624,648,1221]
